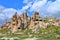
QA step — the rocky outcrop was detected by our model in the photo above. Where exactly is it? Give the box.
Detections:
[8,12,31,33]
[8,12,20,33]
[20,12,28,29]
[0,12,60,33]
[32,12,40,21]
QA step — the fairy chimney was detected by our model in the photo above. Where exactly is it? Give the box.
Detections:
[17,16,22,30]
[9,12,20,33]
[32,12,40,21]
[20,12,28,29]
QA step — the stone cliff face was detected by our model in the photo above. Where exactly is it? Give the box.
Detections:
[0,12,60,33]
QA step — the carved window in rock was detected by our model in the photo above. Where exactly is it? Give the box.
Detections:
[35,23,37,25]
[13,23,15,26]
[35,19,39,21]
[39,20,42,21]
[18,27,21,29]
[16,21,18,24]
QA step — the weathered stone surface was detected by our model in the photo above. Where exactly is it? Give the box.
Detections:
[0,12,60,33]
[20,12,28,29]
[32,12,40,21]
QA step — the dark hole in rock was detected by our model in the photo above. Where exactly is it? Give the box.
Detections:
[13,24,15,25]
[39,20,42,21]
[16,21,18,24]
[35,23,37,25]
[35,19,39,21]
[18,27,21,29]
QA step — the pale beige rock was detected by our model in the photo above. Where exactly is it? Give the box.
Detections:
[32,12,40,21]
[29,20,35,29]
[20,12,30,29]
[9,12,20,33]
[0,11,60,33]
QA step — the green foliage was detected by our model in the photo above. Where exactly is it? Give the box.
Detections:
[0,26,60,40]
[23,28,32,34]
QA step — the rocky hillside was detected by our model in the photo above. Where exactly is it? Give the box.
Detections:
[0,12,60,33]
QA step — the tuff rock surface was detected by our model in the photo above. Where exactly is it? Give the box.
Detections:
[0,12,60,33]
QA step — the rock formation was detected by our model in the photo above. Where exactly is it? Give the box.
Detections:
[0,12,60,33]
[32,12,40,21]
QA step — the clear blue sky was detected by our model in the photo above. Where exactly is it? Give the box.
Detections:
[0,0,24,9]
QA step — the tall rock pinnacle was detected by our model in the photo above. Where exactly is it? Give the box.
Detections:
[32,12,40,21]
[0,11,60,33]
